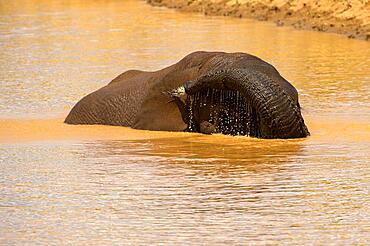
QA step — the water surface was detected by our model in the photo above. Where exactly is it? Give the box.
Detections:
[0,0,369,244]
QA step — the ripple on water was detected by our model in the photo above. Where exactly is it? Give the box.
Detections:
[1,136,369,244]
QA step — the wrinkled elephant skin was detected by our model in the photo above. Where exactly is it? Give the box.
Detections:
[65,51,309,139]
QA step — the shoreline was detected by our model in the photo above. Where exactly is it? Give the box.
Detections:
[146,0,370,41]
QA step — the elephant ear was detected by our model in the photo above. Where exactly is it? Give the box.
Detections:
[133,66,200,131]
[184,68,309,138]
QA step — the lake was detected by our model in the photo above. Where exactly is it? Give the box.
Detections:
[0,0,369,244]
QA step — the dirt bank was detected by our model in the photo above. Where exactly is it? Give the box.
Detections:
[147,0,370,40]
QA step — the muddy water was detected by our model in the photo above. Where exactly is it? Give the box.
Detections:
[0,0,369,244]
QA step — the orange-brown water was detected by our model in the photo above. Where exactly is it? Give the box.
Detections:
[0,116,369,144]
[0,0,369,244]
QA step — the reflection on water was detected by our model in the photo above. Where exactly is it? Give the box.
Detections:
[88,137,304,174]
[0,0,369,244]
[1,137,369,244]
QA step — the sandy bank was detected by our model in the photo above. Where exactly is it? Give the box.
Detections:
[147,0,370,40]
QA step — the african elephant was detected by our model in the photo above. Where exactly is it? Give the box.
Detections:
[65,51,309,139]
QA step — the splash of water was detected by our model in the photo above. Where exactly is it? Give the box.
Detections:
[188,88,261,137]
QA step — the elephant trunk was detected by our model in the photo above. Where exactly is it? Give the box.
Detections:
[184,69,310,139]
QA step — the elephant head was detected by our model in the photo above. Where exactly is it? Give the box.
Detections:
[65,51,309,139]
